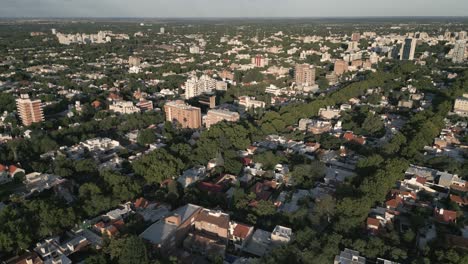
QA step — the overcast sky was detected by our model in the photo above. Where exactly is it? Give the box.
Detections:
[1,0,467,18]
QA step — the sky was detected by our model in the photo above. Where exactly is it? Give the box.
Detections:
[0,0,467,18]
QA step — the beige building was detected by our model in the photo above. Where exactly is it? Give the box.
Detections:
[128,56,141,67]
[295,64,316,87]
[164,100,202,129]
[16,94,44,126]
[454,95,468,116]
[238,96,265,109]
[204,109,240,128]
[109,101,141,114]
[334,60,349,76]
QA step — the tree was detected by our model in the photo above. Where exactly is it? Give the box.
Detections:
[132,148,183,184]
[107,236,149,264]
[137,129,156,146]
[361,112,384,136]
[291,162,325,188]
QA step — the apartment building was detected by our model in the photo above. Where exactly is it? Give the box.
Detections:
[204,109,240,128]
[16,94,44,126]
[164,100,202,129]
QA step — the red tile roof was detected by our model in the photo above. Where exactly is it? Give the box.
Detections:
[134,197,149,209]
[8,165,19,174]
[198,182,223,193]
[450,194,468,205]
[434,208,457,223]
[367,217,380,228]
[233,223,252,239]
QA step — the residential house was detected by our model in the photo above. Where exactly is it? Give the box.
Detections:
[229,222,254,250]
[177,166,207,188]
[140,204,202,255]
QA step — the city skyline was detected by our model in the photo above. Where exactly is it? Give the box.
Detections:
[1,0,468,18]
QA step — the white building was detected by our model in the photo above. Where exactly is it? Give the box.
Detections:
[109,101,141,114]
[184,74,217,99]
[238,96,266,109]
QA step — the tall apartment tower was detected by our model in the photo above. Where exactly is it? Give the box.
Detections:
[295,64,316,87]
[400,38,417,60]
[351,32,361,42]
[334,60,349,76]
[16,94,44,126]
[164,100,202,129]
[185,74,217,99]
[459,31,467,40]
[452,40,466,63]
[252,55,269,67]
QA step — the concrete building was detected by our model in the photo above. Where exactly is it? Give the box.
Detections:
[400,38,417,60]
[334,248,366,264]
[189,46,201,54]
[160,27,165,34]
[351,32,361,42]
[16,94,44,126]
[459,31,467,40]
[185,74,217,99]
[204,109,240,128]
[295,64,316,87]
[454,94,468,116]
[238,96,266,109]
[164,100,202,129]
[252,55,269,67]
[452,40,466,63]
[109,101,141,114]
[128,56,141,67]
[136,99,154,112]
[334,60,349,76]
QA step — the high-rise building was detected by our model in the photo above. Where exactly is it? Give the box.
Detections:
[204,109,240,128]
[160,27,165,34]
[164,100,202,129]
[347,41,360,51]
[454,94,468,117]
[351,32,361,42]
[459,31,467,40]
[185,75,217,99]
[400,38,417,60]
[16,94,44,126]
[334,60,349,76]
[252,55,269,67]
[295,64,316,87]
[452,40,466,63]
[444,30,452,40]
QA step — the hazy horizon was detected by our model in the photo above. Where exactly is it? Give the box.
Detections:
[1,0,468,18]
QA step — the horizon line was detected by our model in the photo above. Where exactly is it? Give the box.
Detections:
[1,15,468,20]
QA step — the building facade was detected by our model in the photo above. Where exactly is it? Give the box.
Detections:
[204,109,240,128]
[16,94,44,126]
[295,64,316,87]
[185,75,217,99]
[164,100,202,129]
[400,38,417,60]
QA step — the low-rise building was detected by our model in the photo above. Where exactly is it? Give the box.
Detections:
[204,109,240,128]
